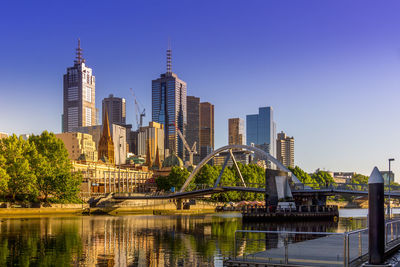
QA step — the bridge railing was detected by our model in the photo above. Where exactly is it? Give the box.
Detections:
[219,182,265,188]
[229,219,400,267]
[295,182,400,192]
[232,230,348,266]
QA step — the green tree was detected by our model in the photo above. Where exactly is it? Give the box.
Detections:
[28,131,81,202]
[288,166,315,184]
[0,135,38,200]
[193,164,219,187]
[311,170,335,186]
[156,166,190,191]
[0,154,9,199]
[351,173,368,185]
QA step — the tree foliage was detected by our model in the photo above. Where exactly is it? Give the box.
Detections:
[155,163,266,201]
[288,166,314,184]
[28,131,81,201]
[156,166,190,192]
[0,135,38,200]
[288,166,336,187]
[0,132,81,202]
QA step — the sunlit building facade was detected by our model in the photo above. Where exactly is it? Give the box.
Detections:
[56,132,98,162]
[276,131,294,168]
[62,40,97,132]
[228,118,245,145]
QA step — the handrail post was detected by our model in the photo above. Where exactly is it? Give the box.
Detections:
[284,234,289,264]
[347,233,350,267]
[234,231,237,259]
[391,223,394,242]
[358,232,362,257]
[344,234,347,267]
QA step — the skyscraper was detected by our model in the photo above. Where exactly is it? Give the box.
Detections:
[102,94,126,127]
[276,131,294,168]
[186,96,200,162]
[199,102,214,160]
[246,107,276,157]
[152,47,187,159]
[62,39,96,132]
[228,118,245,145]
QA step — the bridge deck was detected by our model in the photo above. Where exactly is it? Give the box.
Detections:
[112,187,400,200]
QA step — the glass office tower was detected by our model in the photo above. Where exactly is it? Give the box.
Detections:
[152,51,187,160]
[246,107,276,158]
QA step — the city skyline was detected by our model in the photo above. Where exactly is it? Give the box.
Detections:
[1,1,400,176]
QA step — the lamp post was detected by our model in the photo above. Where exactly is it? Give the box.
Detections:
[118,135,123,192]
[388,158,395,217]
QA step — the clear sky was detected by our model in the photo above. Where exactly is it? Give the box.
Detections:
[1,0,400,177]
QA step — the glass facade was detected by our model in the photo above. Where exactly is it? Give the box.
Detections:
[246,107,276,157]
[152,73,187,160]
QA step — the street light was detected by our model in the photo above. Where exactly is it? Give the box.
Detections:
[118,135,123,192]
[388,158,395,217]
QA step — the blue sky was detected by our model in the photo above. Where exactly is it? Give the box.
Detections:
[1,0,400,177]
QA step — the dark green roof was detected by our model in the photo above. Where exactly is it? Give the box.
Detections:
[162,154,183,168]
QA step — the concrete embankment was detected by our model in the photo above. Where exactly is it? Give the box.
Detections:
[0,200,220,216]
[0,204,90,216]
[95,198,219,215]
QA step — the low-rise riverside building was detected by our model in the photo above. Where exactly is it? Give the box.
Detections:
[0,132,8,139]
[73,160,153,196]
[56,132,98,162]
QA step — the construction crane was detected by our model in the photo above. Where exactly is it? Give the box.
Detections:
[170,123,197,165]
[130,88,145,130]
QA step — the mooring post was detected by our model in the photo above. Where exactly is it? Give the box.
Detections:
[368,167,385,265]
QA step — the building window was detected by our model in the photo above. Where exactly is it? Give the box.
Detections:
[85,107,92,126]
[67,107,78,130]
[68,86,78,101]
[83,86,92,103]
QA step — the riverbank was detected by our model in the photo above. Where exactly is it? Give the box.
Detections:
[0,201,220,216]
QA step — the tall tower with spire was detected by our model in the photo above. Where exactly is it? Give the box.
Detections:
[98,107,115,164]
[62,39,97,132]
[152,44,187,160]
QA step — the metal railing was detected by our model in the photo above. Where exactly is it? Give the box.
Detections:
[230,220,400,267]
[386,219,400,248]
[295,183,400,192]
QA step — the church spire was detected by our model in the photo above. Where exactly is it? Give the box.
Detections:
[145,139,153,168]
[102,106,111,138]
[74,38,84,65]
[98,105,114,164]
[154,146,161,169]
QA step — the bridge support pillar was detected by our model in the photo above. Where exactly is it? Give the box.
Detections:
[177,199,182,210]
[265,169,288,206]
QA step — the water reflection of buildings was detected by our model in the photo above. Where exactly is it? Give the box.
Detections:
[0,214,366,266]
[78,216,212,266]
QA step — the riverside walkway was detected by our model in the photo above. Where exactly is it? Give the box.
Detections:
[224,219,400,267]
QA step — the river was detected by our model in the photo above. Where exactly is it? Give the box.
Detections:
[0,208,397,266]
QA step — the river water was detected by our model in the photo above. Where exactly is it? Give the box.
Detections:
[0,208,397,266]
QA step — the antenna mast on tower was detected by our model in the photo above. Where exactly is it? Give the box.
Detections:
[166,39,172,75]
[75,38,84,64]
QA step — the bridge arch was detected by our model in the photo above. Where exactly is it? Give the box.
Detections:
[180,144,301,192]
